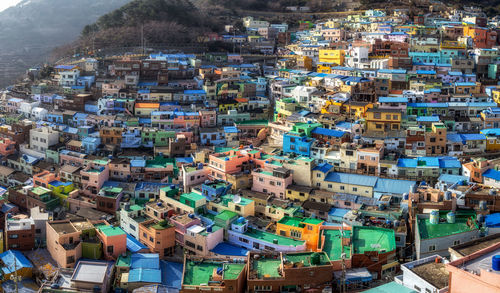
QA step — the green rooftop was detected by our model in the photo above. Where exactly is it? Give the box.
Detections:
[417,211,477,240]
[284,252,331,267]
[94,159,109,165]
[244,229,305,247]
[222,263,245,280]
[31,186,51,196]
[215,210,239,222]
[116,252,131,267]
[150,220,173,230]
[352,226,396,254]
[321,229,351,261]
[180,192,205,202]
[234,119,268,126]
[183,261,245,286]
[302,218,323,225]
[278,216,305,228]
[95,224,126,237]
[183,261,219,286]
[253,258,281,279]
[221,194,253,206]
[129,204,143,212]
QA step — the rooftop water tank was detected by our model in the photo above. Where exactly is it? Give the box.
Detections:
[447,212,456,224]
[430,210,439,225]
[493,255,500,271]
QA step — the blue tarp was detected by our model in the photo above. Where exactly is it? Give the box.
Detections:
[161,260,183,289]
[129,268,162,283]
[131,253,160,270]
[127,235,148,253]
[485,213,500,227]
[0,250,32,275]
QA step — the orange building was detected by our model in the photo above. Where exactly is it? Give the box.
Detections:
[96,224,127,260]
[139,219,176,259]
[276,216,324,251]
[0,138,16,157]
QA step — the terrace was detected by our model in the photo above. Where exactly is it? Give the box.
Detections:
[183,260,245,286]
[250,256,282,279]
[283,252,331,267]
[321,229,351,261]
[352,226,396,254]
[417,212,477,240]
[411,261,449,289]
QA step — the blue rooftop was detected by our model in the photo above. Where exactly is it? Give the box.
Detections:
[126,235,148,253]
[311,127,346,138]
[325,172,378,187]
[129,268,162,283]
[483,169,500,181]
[210,242,249,256]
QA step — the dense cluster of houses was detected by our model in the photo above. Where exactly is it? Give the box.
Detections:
[0,3,500,293]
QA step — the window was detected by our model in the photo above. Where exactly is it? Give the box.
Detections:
[197,245,203,251]
[453,240,460,246]
[428,245,436,252]
[235,205,241,211]
[239,237,249,243]
[414,285,421,292]
[67,256,75,264]
[9,234,18,239]
[352,187,358,192]
[107,246,114,254]
[129,224,136,231]
[340,186,345,190]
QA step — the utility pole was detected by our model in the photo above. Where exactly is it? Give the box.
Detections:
[11,256,20,293]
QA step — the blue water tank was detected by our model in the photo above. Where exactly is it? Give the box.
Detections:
[493,255,500,271]
[403,193,409,201]
[207,226,213,233]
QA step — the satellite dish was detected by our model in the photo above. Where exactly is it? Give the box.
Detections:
[233,194,241,204]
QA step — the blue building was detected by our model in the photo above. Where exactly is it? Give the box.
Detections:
[82,137,101,154]
[283,132,315,156]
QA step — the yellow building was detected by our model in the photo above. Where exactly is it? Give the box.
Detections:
[318,49,345,66]
[206,194,255,218]
[276,216,324,251]
[365,108,402,133]
[285,185,314,202]
[492,89,500,105]
[481,129,500,151]
[342,102,373,119]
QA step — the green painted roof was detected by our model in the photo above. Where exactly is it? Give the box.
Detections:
[352,226,396,254]
[244,229,305,247]
[95,224,126,237]
[180,192,205,202]
[302,218,323,225]
[363,281,417,293]
[116,252,131,267]
[31,186,51,195]
[278,216,305,228]
[321,229,351,261]
[284,252,330,266]
[215,210,238,222]
[222,263,245,280]
[234,119,268,126]
[253,258,281,279]
[129,204,143,212]
[183,261,219,285]
[417,211,477,240]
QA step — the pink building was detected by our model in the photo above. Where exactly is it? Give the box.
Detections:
[0,138,17,157]
[109,158,131,181]
[96,224,127,260]
[208,148,261,180]
[199,110,217,128]
[251,167,292,199]
[357,143,384,175]
[182,164,210,192]
[446,241,500,293]
[173,112,200,129]
[59,150,87,168]
[81,161,109,197]
[169,213,201,245]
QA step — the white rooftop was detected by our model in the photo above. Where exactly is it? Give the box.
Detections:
[71,261,109,283]
[463,247,500,275]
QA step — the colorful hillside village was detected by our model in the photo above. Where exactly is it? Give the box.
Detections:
[1,4,500,293]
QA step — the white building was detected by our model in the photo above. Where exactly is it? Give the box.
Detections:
[29,126,59,156]
[58,69,80,86]
[31,107,48,121]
